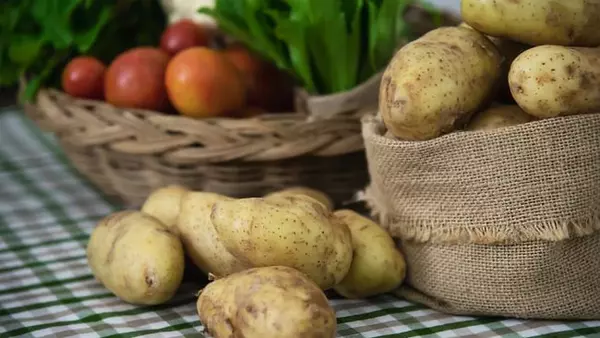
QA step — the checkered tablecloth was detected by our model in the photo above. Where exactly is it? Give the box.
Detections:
[1,108,600,338]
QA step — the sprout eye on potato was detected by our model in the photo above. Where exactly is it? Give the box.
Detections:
[197,266,337,338]
[209,196,353,290]
[379,26,502,141]
[86,210,185,305]
[461,0,600,47]
[509,45,600,118]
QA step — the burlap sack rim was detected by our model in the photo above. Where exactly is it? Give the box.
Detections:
[359,112,600,245]
[294,72,383,119]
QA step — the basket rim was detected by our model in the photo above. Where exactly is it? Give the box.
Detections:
[24,87,371,163]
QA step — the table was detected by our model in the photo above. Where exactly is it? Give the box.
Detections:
[1,108,600,338]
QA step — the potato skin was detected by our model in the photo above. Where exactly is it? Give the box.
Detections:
[467,105,535,131]
[197,266,336,338]
[461,0,600,47]
[86,211,185,305]
[141,185,188,233]
[210,196,353,290]
[177,192,251,277]
[508,45,600,118]
[380,27,501,141]
[265,186,334,211]
[332,210,406,299]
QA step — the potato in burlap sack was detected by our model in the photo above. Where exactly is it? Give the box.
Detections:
[361,113,600,320]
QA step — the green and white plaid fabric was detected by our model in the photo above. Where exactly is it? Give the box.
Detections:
[1,108,600,338]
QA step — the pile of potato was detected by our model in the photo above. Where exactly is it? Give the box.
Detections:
[86,185,406,337]
[380,0,600,141]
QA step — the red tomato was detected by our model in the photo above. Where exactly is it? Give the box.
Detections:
[61,57,106,100]
[160,19,211,56]
[104,47,170,111]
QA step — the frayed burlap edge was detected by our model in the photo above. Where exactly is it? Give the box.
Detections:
[294,72,383,120]
[355,184,393,229]
[358,184,600,245]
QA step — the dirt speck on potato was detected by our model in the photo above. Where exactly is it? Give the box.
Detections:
[144,269,155,288]
[565,64,576,76]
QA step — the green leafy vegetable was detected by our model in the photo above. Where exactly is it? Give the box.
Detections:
[0,0,166,102]
[200,0,442,95]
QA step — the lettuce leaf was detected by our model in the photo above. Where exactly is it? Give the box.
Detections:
[201,0,441,95]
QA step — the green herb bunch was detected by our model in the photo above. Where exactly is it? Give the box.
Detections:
[0,0,166,101]
[200,0,440,95]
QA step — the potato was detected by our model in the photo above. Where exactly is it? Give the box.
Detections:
[210,196,353,289]
[467,105,535,131]
[379,27,502,141]
[141,185,188,233]
[86,211,185,305]
[177,191,251,278]
[197,266,336,338]
[461,0,600,47]
[265,186,334,211]
[508,45,600,118]
[331,210,406,299]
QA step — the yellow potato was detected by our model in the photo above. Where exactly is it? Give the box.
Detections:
[86,211,184,305]
[265,186,334,211]
[461,0,600,47]
[197,266,336,338]
[508,45,600,118]
[332,210,406,299]
[467,105,536,131]
[210,196,353,289]
[380,27,502,141]
[141,185,188,233]
[177,191,250,278]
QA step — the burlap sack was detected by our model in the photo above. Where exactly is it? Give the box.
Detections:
[360,113,600,320]
[294,72,382,120]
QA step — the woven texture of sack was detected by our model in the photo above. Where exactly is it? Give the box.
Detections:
[361,113,600,320]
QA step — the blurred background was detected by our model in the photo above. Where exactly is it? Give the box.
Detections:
[427,0,460,16]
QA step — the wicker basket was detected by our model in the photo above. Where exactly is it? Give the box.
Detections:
[22,5,456,208]
[23,88,374,207]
